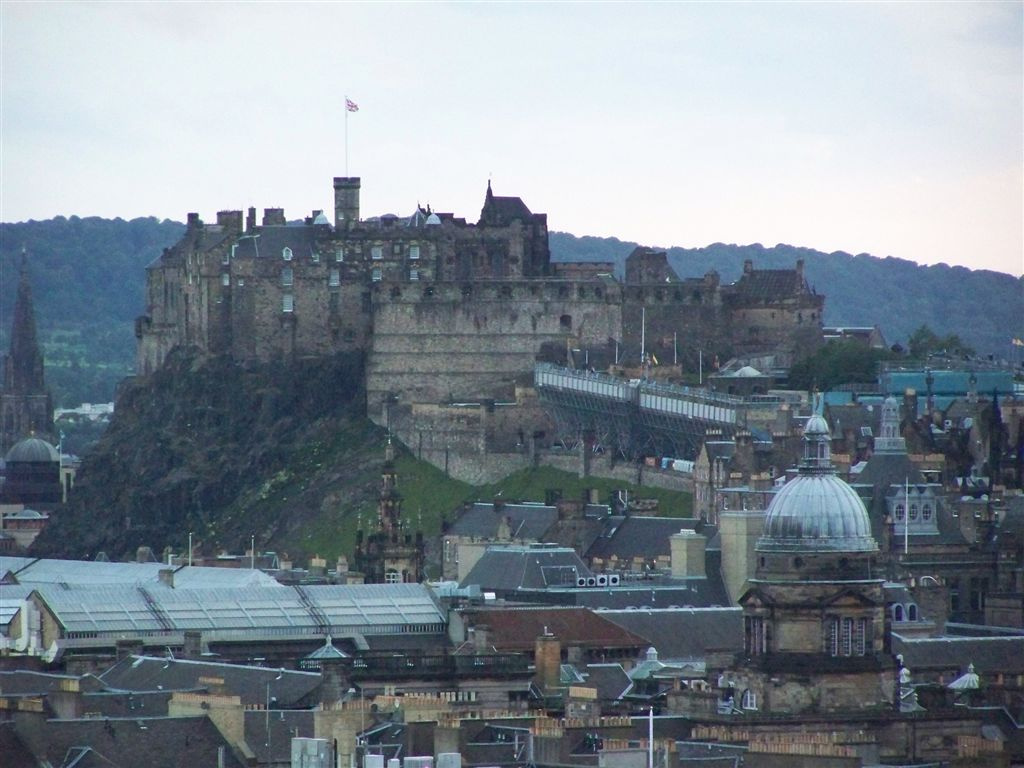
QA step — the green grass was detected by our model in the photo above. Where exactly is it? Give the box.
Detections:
[235,422,694,567]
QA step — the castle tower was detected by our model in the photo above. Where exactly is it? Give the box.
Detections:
[725,394,895,715]
[1,251,54,453]
[333,177,360,230]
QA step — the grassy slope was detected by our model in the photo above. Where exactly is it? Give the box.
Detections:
[282,436,693,571]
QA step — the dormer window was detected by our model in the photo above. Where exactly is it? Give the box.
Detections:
[282,247,293,261]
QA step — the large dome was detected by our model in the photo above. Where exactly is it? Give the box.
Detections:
[757,395,877,553]
[5,437,59,463]
[759,473,876,552]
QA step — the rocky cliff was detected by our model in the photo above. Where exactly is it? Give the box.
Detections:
[31,349,386,561]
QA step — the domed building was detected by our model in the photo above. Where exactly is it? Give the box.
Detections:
[726,395,896,715]
[1,436,62,506]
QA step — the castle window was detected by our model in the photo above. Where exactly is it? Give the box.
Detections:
[409,269,420,281]
[281,267,294,287]
[329,269,340,287]
[282,247,293,261]
[894,604,904,622]
[371,267,382,282]
[336,248,344,262]
[409,245,420,260]
[282,294,294,313]
[908,604,918,621]
[221,274,230,287]
[371,246,383,260]
[894,503,905,522]
[385,570,400,584]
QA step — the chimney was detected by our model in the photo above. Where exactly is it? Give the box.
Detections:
[116,638,144,661]
[183,630,202,659]
[262,208,286,226]
[186,212,201,229]
[216,210,243,233]
[158,568,175,588]
[333,177,361,229]
[534,631,562,692]
[246,206,257,232]
[743,259,754,275]
[670,529,706,578]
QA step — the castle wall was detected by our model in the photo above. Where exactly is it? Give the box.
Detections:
[366,280,623,414]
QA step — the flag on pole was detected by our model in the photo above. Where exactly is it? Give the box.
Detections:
[1012,338,1024,347]
[346,98,359,112]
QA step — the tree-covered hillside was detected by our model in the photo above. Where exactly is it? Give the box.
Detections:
[0,217,185,406]
[550,232,1024,359]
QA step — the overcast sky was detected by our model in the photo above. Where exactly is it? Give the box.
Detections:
[2,2,1021,276]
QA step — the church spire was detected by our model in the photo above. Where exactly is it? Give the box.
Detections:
[5,249,45,394]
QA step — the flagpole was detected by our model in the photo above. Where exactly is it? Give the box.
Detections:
[344,95,349,177]
[904,478,909,556]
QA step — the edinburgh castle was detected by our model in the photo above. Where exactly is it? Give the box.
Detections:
[136,176,825,478]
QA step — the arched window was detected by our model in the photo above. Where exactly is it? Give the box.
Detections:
[385,570,400,584]
[895,503,905,522]
[894,604,904,621]
[909,503,919,521]
[282,247,293,261]
[908,604,918,621]
[921,504,933,522]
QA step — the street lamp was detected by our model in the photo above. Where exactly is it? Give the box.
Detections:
[266,668,283,749]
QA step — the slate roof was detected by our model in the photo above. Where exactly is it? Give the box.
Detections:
[464,606,650,652]
[460,545,591,594]
[228,224,321,261]
[730,267,808,298]
[99,656,321,708]
[598,608,744,659]
[586,516,709,562]
[0,670,84,696]
[448,502,558,541]
[0,723,37,768]
[245,708,317,766]
[513,561,731,610]
[578,663,632,702]
[13,714,245,768]
[891,634,1024,675]
[479,188,535,226]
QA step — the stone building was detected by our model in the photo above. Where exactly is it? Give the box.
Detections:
[725,396,895,715]
[352,439,425,584]
[1,252,53,454]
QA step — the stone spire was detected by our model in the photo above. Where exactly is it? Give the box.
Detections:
[1,249,54,453]
[5,250,45,394]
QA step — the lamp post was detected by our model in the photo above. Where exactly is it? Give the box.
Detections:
[266,668,283,750]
